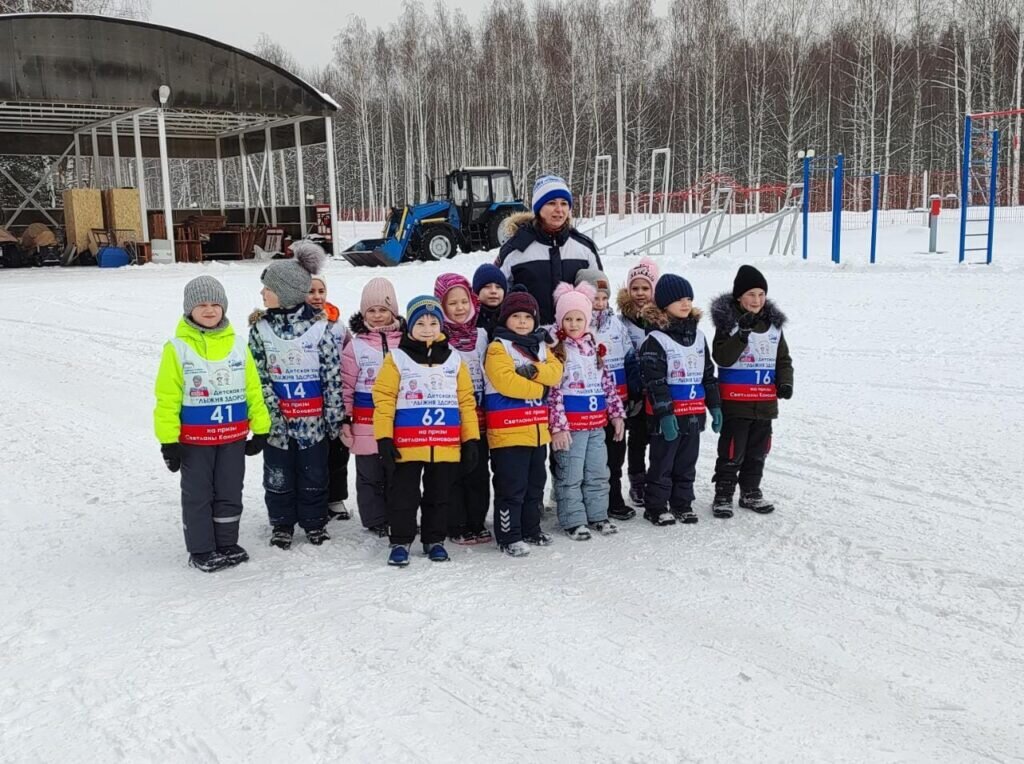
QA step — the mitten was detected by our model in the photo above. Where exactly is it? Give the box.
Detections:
[161,443,181,473]
[777,383,793,400]
[710,407,723,434]
[659,414,679,442]
[460,440,479,474]
[245,434,267,456]
[515,363,538,379]
[377,438,400,477]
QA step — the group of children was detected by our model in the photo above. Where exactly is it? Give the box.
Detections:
[154,247,794,572]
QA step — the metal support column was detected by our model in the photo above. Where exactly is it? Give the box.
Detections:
[987,129,999,265]
[325,116,339,251]
[156,107,175,253]
[294,121,307,234]
[132,114,149,241]
[265,126,277,226]
[215,137,226,216]
[74,133,81,186]
[801,156,811,260]
[959,115,972,264]
[111,120,122,187]
[831,154,844,264]
[239,133,251,226]
[870,172,880,264]
[91,128,100,187]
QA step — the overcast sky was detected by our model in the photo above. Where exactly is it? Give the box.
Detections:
[148,0,671,71]
[149,0,505,70]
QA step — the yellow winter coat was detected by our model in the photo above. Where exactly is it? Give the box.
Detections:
[483,339,564,450]
[372,334,480,463]
[153,318,271,444]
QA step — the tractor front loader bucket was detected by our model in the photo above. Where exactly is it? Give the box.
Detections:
[339,237,404,267]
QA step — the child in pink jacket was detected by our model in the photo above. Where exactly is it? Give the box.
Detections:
[341,277,404,535]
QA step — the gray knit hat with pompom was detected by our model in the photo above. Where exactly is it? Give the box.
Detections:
[261,240,326,308]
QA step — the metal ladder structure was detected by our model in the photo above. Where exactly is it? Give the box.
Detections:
[693,183,803,258]
[622,187,735,257]
[959,112,1000,265]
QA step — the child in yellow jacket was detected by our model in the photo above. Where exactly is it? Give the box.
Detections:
[372,295,480,566]
[483,291,564,557]
[154,276,271,572]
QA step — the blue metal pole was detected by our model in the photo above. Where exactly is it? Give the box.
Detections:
[987,129,999,265]
[870,172,879,264]
[802,155,810,260]
[959,114,972,264]
[832,154,844,264]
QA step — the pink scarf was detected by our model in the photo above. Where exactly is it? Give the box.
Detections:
[434,273,480,352]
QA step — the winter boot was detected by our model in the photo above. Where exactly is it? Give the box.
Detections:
[217,544,249,565]
[712,483,735,519]
[449,528,477,546]
[499,540,531,557]
[188,551,231,573]
[643,510,677,527]
[306,527,331,546]
[474,528,493,544]
[524,531,554,546]
[564,525,592,541]
[739,489,775,514]
[589,520,619,535]
[366,523,389,538]
[608,493,636,521]
[328,500,351,521]
[628,473,646,507]
[388,544,411,567]
[423,542,450,562]
[270,526,294,550]
[671,505,699,524]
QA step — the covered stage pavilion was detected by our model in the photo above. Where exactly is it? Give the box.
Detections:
[0,12,341,256]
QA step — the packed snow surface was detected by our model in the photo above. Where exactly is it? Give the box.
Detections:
[2,214,1022,761]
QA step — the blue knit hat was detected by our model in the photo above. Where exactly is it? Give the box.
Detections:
[531,174,573,216]
[655,274,695,310]
[472,263,508,295]
[406,295,444,331]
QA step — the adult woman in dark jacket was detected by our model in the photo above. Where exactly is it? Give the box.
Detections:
[496,174,602,327]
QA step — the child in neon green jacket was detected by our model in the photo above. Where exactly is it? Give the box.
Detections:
[154,276,270,572]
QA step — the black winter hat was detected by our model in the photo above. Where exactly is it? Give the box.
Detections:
[654,274,695,310]
[499,291,540,326]
[733,264,768,299]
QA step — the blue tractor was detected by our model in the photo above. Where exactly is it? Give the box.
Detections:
[340,167,528,266]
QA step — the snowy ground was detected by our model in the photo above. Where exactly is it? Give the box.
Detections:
[2,213,1023,762]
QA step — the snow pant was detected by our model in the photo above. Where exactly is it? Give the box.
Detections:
[263,437,329,532]
[388,461,455,546]
[327,437,350,503]
[179,440,246,554]
[713,417,773,495]
[645,417,701,513]
[445,438,490,537]
[605,421,628,511]
[491,445,547,546]
[552,428,610,529]
[626,411,649,478]
[355,454,388,529]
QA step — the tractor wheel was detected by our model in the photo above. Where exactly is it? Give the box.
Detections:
[419,225,456,261]
[487,211,515,250]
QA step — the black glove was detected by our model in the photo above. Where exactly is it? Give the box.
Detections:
[777,383,793,400]
[515,363,538,380]
[377,438,400,478]
[737,311,759,342]
[161,443,181,473]
[245,433,267,456]
[461,440,479,475]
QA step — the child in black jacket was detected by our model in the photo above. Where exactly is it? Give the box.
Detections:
[709,265,793,516]
[639,275,721,525]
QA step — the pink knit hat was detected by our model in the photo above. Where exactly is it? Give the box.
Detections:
[433,273,478,323]
[626,257,660,289]
[360,277,398,316]
[553,281,596,329]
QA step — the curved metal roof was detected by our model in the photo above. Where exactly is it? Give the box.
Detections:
[0,13,337,116]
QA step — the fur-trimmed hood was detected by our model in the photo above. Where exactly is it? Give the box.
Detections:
[348,311,405,336]
[617,287,653,325]
[709,292,787,332]
[640,303,703,330]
